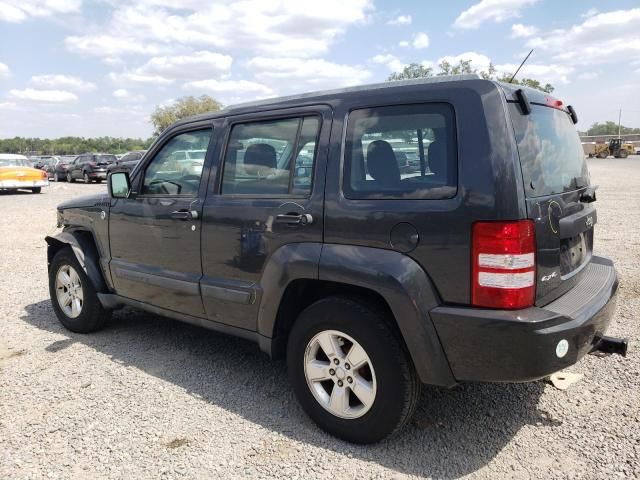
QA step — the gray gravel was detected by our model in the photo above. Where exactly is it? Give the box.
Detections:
[1,159,638,479]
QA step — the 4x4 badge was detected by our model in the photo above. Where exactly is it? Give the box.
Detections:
[541,271,558,282]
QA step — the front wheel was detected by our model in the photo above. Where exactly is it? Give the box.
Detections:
[287,297,420,444]
[48,248,109,333]
[84,172,91,183]
[67,172,74,183]
[619,149,629,158]
[31,187,41,194]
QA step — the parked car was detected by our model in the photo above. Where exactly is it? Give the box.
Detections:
[66,153,117,183]
[51,156,76,182]
[46,76,625,444]
[0,153,49,193]
[106,150,146,174]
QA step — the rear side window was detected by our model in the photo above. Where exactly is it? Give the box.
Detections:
[222,116,320,196]
[344,103,457,199]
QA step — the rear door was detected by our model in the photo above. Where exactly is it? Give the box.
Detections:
[508,100,595,305]
[200,106,331,330]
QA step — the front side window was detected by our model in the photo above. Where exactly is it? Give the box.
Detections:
[222,116,320,195]
[142,129,212,196]
[344,103,457,199]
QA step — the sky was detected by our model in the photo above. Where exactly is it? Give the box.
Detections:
[0,0,639,139]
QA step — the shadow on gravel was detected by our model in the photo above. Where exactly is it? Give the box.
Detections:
[22,300,551,479]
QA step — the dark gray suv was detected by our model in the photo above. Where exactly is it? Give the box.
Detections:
[46,75,625,443]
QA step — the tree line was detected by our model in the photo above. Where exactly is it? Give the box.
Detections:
[0,136,154,155]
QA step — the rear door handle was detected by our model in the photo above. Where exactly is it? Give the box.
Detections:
[170,210,198,220]
[275,213,313,225]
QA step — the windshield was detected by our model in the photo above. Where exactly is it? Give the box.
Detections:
[509,104,589,197]
[0,158,27,167]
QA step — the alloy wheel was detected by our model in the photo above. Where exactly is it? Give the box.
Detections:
[303,329,377,419]
[55,264,83,318]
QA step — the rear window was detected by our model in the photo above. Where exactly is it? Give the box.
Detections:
[96,155,117,163]
[509,104,589,197]
[343,103,457,200]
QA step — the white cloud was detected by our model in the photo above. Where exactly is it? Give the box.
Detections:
[511,23,538,38]
[8,88,78,102]
[412,32,430,49]
[135,51,232,81]
[438,52,492,71]
[398,40,409,48]
[184,79,273,96]
[93,106,123,114]
[247,57,372,89]
[0,0,81,23]
[0,101,18,109]
[113,88,130,98]
[387,15,411,26]
[65,34,161,57]
[30,74,95,91]
[454,0,540,29]
[112,88,146,103]
[577,72,598,80]
[0,61,9,78]
[371,54,404,72]
[109,72,173,85]
[64,0,373,58]
[526,8,640,66]
[581,8,598,19]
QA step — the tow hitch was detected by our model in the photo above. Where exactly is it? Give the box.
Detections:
[590,335,629,357]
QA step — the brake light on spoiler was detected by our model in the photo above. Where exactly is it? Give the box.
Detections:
[472,220,536,310]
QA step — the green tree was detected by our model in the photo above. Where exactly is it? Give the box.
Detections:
[388,59,554,93]
[586,121,640,136]
[150,95,223,135]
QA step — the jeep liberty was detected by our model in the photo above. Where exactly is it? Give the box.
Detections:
[46,75,626,443]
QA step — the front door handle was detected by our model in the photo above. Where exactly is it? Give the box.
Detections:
[170,210,198,220]
[275,213,313,226]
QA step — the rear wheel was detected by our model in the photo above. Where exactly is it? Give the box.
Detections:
[48,248,109,333]
[31,187,41,194]
[597,150,608,159]
[84,172,91,183]
[287,296,420,444]
[67,172,74,183]
[619,149,629,158]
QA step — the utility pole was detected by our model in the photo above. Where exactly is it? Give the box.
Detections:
[618,108,622,140]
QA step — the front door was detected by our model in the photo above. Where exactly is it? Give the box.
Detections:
[108,125,214,317]
[200,106,331,330]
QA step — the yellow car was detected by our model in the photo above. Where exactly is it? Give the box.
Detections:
[0,154,49,193]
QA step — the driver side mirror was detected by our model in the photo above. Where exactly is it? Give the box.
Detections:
[108,171,132,199]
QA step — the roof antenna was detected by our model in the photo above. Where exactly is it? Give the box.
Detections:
[509,49,534,83]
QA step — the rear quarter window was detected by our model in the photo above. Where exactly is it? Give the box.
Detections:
[343,103,457,200]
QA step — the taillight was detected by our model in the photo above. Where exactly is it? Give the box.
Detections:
[471,220,536,310]
[41,170,48,179]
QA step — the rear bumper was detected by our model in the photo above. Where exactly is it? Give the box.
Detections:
[0,179,49,189]
[88,171,107,178]
[431,256,619,382]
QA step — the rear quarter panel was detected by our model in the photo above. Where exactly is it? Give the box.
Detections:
[324,80,526,304]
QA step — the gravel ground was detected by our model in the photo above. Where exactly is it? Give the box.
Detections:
[1,159,638,480]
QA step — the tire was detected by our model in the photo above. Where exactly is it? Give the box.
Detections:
[84,172,91,184]
[67,172,75,183]
[597,151,608,159]
[619,149,628,159]
[52,172,58,182]
[287,296,420,444]
[31,187,41,194]
[96,179,102,184]
[48,247,109,333]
